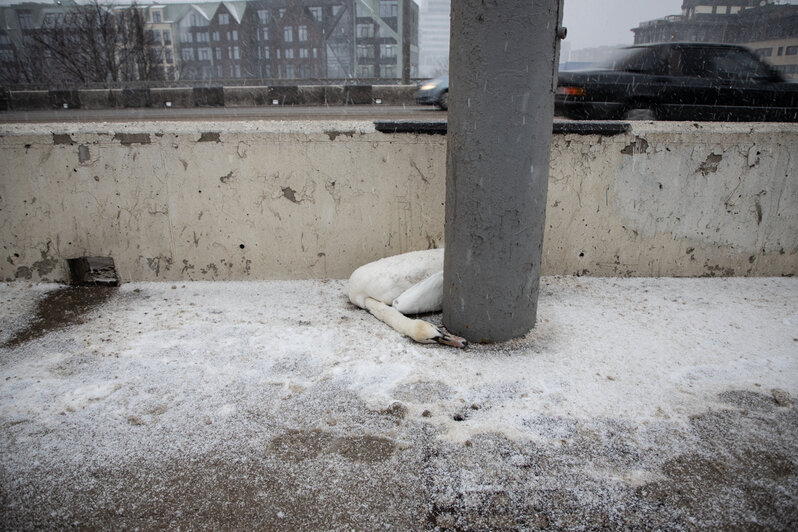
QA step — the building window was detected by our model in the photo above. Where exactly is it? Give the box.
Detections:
[234,64,241,78]
[198,48,211,61]
[313,48,318,58]
[217,64,223,77]
[0,49,14,61]
[219,13,229,25]
[380,0,398,18]
[181,48,195,61]
[755,47,773,57]
[382,64,397,78]
[299,48,308,58]
[212,31,220,41]
[232,30,238,41]
[262,28,269,41]
[310,7,322,21]
[285,48,294,59]
[786,46,798,56]
[380,44,396,58]
[298,25,308,42]
[163,30,171,45]
[18,12,33,29]
[279,9,286,19]
[181,32,193,43]
[258,9,269,25]
[215,47,222,60]
[263,47,270,59]
[233,46,240,59]
[299,64,309,78]
[357,45,374,59]
[284,26,293,42]
[198,32,209,42]
[0,34,9,45]
[153,11,162,23]
[285,64,295,78]
[191,14,202,26]
[165,48,173,64]
[357,65,374,77]
[357,24,374,38]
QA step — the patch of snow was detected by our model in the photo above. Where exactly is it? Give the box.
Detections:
[0,277,796,454]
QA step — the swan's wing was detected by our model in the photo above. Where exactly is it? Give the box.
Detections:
[392,271,443,314]
[348,248,444,309]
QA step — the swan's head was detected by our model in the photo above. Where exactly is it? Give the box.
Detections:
[411,320,468,348]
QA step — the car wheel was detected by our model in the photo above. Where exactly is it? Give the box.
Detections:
[438,91,448,111]
[624,107,656,120]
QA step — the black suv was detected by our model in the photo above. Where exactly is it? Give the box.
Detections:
[555,43,798,121]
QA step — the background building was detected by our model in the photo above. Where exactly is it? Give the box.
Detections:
[632,0,798,78]
[0,0,419,86]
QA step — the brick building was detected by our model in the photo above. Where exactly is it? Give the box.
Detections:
[173,0,418,82]
[0,0,419,85]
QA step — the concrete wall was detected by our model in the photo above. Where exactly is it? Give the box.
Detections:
[1,121,796,282]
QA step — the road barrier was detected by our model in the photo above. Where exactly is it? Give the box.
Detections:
[1,84,418,111]
[1,120,795,282]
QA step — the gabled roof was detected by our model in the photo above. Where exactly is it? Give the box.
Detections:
[167,2,250,26]
[223,2,248,24]
[187,2,218,22]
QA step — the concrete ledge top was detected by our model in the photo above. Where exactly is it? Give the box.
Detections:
[0,119,380,137]
[1,277,796,528]
[2,119,798,138]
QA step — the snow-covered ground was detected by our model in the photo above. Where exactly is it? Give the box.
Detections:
[1,277,796,529]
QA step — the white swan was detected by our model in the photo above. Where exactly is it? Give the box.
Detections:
[348,248,467,348]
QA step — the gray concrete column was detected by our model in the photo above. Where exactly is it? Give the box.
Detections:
[443,0,565,343]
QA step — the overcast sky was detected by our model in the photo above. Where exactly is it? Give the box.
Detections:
[561,0,683,50]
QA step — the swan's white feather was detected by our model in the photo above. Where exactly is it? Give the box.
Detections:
[392,271,443,314]
[348,248,444,309]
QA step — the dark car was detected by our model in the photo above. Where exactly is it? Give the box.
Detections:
[416,75,449,110]
[555,43,798,121]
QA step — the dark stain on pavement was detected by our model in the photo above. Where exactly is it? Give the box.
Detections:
[1,286,116,349]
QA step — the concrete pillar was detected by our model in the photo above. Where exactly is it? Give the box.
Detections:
[443,0,565,343]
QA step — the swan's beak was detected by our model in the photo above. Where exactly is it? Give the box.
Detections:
[435,332,468,349]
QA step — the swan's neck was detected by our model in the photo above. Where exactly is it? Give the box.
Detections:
[364,297,420,339]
